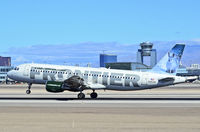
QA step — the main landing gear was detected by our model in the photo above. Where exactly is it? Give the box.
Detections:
[77,92,85,99]
[90,90,98,99]
[26,83,32,94]
[77,90,98,99]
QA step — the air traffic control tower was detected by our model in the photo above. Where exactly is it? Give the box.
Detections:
[137,42,157,68]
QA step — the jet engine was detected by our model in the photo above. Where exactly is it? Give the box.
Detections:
[46,76,85,93]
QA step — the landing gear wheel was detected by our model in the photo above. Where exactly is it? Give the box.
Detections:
[26,83,32,94]
[26,90,31,94]
[90,92,98,99]
[78,93,85,99]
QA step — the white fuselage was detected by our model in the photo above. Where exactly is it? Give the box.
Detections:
[7,63,187,91]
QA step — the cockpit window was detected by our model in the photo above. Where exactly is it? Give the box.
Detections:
[14,67,19,70]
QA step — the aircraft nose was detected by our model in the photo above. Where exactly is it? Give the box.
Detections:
[7,70,15,79]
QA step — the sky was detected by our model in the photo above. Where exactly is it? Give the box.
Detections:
[0,0,200,66]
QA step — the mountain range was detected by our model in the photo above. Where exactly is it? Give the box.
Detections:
[1,40,200,67]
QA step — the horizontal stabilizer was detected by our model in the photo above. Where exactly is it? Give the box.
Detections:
[185,76,198,82]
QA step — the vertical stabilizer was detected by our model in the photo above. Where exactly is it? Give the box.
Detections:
[151,44,185,74]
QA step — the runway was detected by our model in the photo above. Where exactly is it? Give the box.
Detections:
[0,83,200,132]
[1,83,200,107]
[0,94,200,107]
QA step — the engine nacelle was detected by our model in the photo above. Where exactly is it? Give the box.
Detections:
[46,76,85,93]
[46,81,64,93]
[63,76,84,91]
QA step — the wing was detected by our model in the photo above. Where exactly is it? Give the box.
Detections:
[84,82,106,89]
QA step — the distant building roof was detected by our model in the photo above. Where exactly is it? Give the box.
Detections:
[105,62,151,71]
[100,54,117,56]
[0,56,11,66]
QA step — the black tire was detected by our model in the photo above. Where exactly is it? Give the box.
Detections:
[90,92,98,99]
[26,90,31,94]
[78,93,85,99]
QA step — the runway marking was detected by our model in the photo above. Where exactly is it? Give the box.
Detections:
[0,99,200,108]
[1,100,200,104]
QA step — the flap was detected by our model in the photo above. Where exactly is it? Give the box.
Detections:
[85,83,106,89]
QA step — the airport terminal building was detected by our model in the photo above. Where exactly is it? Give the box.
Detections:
[0,66,13,83]
[0,56,12,83]
[105,62,151,71]
[177,64,200,77]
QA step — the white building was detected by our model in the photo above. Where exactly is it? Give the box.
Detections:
[190,64,200,69]
[0,66,13,83]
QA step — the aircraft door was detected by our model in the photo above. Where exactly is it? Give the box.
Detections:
[23,65,30,76]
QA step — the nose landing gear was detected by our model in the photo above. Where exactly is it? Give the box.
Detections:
[26,83,32,94]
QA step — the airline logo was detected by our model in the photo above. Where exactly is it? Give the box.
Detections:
[29,67,141,87]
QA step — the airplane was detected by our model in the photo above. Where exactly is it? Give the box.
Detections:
[7,44,197,99]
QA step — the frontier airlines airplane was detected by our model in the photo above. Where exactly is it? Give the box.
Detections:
[7,44,197,99]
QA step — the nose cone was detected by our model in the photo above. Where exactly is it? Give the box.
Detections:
[7,70,15,79]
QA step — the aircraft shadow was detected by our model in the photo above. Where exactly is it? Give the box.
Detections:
[0,97,200,101]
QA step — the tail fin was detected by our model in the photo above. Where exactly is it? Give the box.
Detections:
[151,44,185,74]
